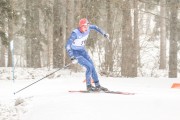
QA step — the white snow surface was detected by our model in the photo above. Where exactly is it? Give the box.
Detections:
[1,69,180,120]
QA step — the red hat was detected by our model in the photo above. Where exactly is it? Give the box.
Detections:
[79,18,89,27]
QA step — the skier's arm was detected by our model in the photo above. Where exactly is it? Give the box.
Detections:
[89,25,109,40]
[65,32,77,59]
[89,25,106,35]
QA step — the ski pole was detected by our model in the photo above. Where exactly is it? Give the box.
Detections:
[14,63,72,95]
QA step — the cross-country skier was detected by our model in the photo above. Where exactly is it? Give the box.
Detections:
[65,18,109,92]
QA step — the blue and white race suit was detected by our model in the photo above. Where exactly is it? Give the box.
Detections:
[65,25,106,86]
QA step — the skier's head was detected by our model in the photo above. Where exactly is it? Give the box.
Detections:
[79,18,89,33]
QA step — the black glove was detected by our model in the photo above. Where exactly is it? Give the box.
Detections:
[104,33,109,39]
[71,57,78,64]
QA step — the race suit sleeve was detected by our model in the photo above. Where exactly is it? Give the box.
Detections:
[65,32,77,58]
[89,25,106,36]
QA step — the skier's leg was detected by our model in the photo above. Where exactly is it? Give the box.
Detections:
[91,67,100,86]
[77,51,108,91]
[82,51,100,86]
[77,56,93,86]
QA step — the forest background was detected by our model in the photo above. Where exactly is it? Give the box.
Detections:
[0,0,180,78]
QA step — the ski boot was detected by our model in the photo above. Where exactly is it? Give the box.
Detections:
[95,85,109,92]
[87,84,96,92]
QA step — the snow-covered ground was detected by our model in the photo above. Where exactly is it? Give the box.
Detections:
[1,68,180,120]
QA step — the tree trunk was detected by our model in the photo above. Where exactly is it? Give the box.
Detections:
[159,0,167,69]
[0,40,6,67]
[53,0,65,68]
[132,0,139,77]
[7,1,14,67]
[121,0,134,77]
[31,0,41,68]
[61,1,67,66]
[169,0,178,78]
[0,17,6,67]
[74,0,81,26]
[25,0,32,67]
[65,0,74,65]
[105,0,114,75]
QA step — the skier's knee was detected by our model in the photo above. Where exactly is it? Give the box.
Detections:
[86,64,93,73]
[89,64,94,72]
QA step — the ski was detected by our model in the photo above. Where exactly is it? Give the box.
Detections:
[68,90,135,95]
